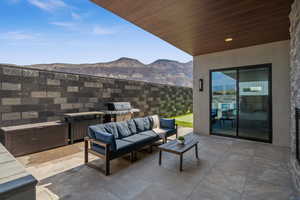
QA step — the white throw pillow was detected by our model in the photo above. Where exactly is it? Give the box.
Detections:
[150,115,160,129]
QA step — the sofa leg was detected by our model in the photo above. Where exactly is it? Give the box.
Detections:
[105,146,110,176]
[105,159,110,176]
[149,145,153,153]
[84,138,88,164]
[130,152,135,163]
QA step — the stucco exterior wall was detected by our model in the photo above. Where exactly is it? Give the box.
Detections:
[193,40,290,147]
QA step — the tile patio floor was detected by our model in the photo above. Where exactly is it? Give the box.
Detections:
[17,127,299,200]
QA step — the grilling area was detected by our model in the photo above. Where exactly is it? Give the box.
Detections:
[64,102,140,144]
[1,102,139,156]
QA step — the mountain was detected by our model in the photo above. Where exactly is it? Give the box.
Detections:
[24,57,193,87]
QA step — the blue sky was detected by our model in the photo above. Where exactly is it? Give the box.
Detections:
[0,0,191,65]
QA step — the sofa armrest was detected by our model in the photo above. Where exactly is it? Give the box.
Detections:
[84,137,109,148]
[160,118,176,129]
[88,127,116,151]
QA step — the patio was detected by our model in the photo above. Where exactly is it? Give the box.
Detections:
[17,127,296,200]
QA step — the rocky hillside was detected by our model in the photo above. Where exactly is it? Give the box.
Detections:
[25,57,193,87]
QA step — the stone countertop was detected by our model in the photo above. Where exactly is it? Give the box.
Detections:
[100,108,140,115]
[64,111,105,118]
[0,143,37,195]
[0,121,63,132]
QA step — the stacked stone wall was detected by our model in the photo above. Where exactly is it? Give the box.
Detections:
[0,64,192,127]
[290,0,300,193]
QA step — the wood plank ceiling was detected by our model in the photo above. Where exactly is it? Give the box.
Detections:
[91,0,293,56]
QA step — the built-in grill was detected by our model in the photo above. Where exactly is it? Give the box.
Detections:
[102,102,140,122]
[64,111,104,143]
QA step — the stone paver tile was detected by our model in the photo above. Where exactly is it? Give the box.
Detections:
[242,179,296,200]
[188,181,241,200]
[204,168,247,194]
[130,184,186,200]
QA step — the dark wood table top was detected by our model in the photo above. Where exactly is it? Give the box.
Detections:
[158,135,199,154]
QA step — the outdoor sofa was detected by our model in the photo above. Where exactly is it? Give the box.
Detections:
[84,115,178,175]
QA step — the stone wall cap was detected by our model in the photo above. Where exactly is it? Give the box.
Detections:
[1,121,64,132]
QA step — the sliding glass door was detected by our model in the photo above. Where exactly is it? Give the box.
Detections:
[210,64,272,142]
[211,70,237,136]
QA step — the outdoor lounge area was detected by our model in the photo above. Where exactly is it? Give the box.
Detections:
[16,127,296,200]
[1,0,300,199]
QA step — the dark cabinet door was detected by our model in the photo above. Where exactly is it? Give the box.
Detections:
[37,125,68,151]
[8,129,40,156]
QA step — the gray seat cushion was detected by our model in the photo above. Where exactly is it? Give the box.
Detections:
[122,134,155,146]
[139,130,159,139]
[153,128,176,138]
[92,139,134,155]
[116,121,132,138]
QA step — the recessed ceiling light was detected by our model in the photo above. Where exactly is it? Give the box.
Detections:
[225,38,233,42]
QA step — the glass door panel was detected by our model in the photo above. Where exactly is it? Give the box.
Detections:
[211,70,237,136]
[210,65,272,142]
[238,67,271,140]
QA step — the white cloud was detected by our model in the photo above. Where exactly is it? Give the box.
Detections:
[0,31,35,40]
[71,12,81,20]
[50,21,76,28]
[93,26,115,35]
[27,0,68,12]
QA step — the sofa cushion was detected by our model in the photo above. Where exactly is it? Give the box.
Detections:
[160,118,175,129]
[90,127,116,151]
[103,122,120,139]
[139,130,159,139]
[144,117,152,130]
[116,121,132,138]
[92,139,133,154]
[134,118,146,132]
[149,115,160,129]
[134,117,152,132]
[122,134,154,146]
[115,139,134,151]
[88,124,107,139]
[153,128,176,138]
[127,119,137,134]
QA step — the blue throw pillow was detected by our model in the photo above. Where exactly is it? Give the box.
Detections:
[143,117,151,130]
[103,123,119,139]
[148,116,154,129]
[134,118,146,132]
[127,119,137,134]
[88,124,107,139]
[116,121,132,138]
[93,129,116,151]
[160,118,175,129]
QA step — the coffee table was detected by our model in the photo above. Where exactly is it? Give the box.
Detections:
[158,136,199,171]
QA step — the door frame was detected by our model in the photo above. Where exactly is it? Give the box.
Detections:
[209,63,273,143]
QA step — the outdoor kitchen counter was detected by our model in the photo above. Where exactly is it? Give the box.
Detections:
[64,111,104,144]
[0,143,37,199]
[100,108,140,115]
[64,111,104,118]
